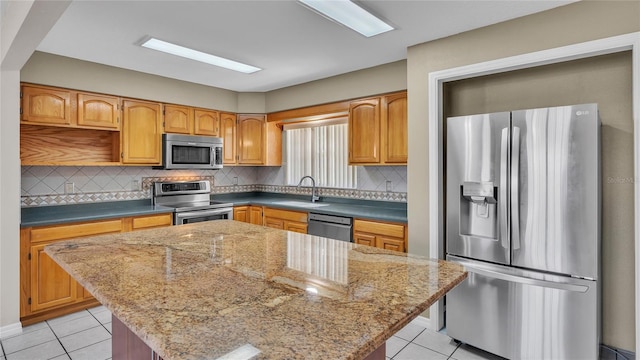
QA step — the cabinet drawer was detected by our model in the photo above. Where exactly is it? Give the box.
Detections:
[354,232,376,247]
[30,219,123,243]
[132,214,173,230]
[378,236,405,252]
[264,217,284,229]
[263,208,307,223]
[285,222,307,234]
[354,219,404,238]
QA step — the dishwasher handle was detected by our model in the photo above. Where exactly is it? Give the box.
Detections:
[308,213,352,225]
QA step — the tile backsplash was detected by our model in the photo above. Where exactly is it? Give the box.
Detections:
[21,165,407,207]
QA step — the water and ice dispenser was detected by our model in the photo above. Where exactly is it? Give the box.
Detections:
[459,181,498,240]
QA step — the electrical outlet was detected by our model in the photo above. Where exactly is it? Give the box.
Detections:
[132,179,140,191]
[386,180,392,192]
[64,182,75,194]
[233,177,238,185]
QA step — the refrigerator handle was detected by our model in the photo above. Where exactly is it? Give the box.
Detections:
[499,128,509,249]
[511,126,521,250]
[461,263,589,293]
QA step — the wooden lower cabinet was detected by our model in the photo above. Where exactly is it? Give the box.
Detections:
[20,213,172,325]
[353,219,407,253]
[233,206,263,225]
[263,207,307,234]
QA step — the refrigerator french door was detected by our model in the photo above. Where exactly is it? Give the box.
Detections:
[445,104,601,359]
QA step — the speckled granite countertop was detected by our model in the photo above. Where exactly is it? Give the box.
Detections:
[213,192,407,223]
[45,220,466,360]
[21,199,174,228]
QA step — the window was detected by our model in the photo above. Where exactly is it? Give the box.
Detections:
[284,119,357,188]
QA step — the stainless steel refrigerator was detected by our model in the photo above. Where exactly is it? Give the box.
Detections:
[445,104,601,359]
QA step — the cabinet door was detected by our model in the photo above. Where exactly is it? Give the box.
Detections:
[349,98,380,164]
[21,85,73,126]
[249,206,263,225]
[194,109,220,136]
[164,104,192,134]
[382,92,407,164]
[122,100,162,164]
[237,114,265,165]
[77,93,120,130]
[285,222,307,234]
[354,232,376,247]
[220,113,237,164]
[264,217,284,230]
[30,243,77,312]
[79,285,94,301]
[378,236,405,253]
[234,206,249,222]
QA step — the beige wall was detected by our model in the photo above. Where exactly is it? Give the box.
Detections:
[21,51,239,112]
[265,60,407,112]
[238,92,266,113]
[407,0,640,351]
[21,52,407,114]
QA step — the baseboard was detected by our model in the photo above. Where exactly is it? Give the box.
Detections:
[411,315,431,329]
[0,322,22,338]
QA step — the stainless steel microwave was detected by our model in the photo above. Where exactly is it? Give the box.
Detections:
[159,134,223,170]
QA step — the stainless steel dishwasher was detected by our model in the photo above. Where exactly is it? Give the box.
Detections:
[307,213,353,242]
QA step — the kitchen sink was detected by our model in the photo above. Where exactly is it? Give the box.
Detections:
[273,201,331,208]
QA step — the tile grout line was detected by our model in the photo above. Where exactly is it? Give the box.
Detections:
[391,327,426,359]
[446,341,463,360]
[46,312,72,359]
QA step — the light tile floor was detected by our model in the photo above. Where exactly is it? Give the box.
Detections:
[0,306,502,360]
[0,306,112,360]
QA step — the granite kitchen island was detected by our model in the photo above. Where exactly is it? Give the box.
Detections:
[45,220,466,360]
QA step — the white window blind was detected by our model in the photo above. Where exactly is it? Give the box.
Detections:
[285,121,357,188]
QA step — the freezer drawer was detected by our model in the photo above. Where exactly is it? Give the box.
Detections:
[446,255,600,360]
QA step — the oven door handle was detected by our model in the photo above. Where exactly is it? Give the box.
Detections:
[175,207,234,220]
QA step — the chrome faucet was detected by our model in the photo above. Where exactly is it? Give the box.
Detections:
[297,175,320,203]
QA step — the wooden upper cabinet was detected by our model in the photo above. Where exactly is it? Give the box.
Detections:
[237,114,265,165]
[164,104,192,134]
[194,109,220,136]
[347,91,407,165]
[220,112,237,164]
[349,98,381,164]
[21,85,74,126]
[122,99,162,164]
[77,93,120,130]
[382,92,408,164]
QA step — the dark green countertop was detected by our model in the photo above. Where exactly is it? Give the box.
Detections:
[212,192,407,223]
[21,193,407,228]
[21,199,174,228]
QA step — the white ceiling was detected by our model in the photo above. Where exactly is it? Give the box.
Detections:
[36,0,574,92]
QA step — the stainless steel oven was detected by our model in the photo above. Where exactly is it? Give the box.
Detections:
[152,180,233,225]
[174,206,233,225]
